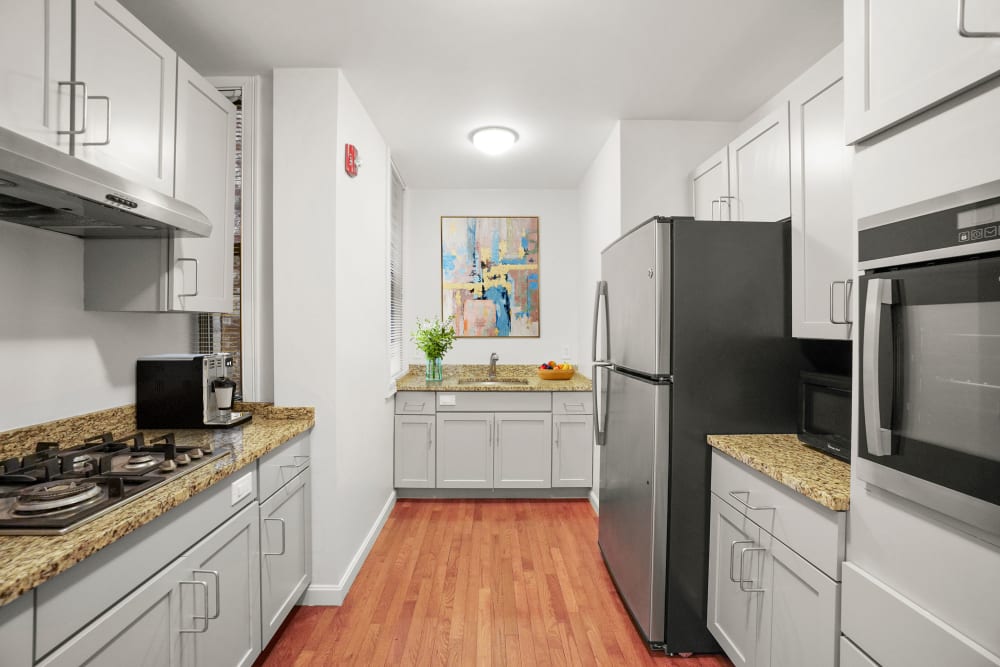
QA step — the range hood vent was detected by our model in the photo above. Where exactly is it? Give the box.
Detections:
[0,127,210,238]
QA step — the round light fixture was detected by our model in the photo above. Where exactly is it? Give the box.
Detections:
[470,126,519,155]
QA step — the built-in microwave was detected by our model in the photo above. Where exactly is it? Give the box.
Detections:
[798,372,851,462]
[857,180,1000,538]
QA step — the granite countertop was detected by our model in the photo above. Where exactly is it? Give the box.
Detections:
[396,364,592,392]
[707,434,851,512]
[0,403,315,607]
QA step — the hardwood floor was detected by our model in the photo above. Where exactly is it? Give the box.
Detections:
[257,499,733,666]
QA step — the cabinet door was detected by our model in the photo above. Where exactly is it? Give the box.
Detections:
[180,502,261,667]
[707,493,763,667]
[261,469,312,647]
[73,0,177,194]
[790,53,853,341]
[692,146,730,220]
[436,413,493,488]
[494,412,551,488]
[552,414,593,487]
[756,533,839,667]
[727,105,791,222]
[394,415,436,488]
[0,0,72,150]
[172,59,236,313]
[845,0,1000,143]
[38,555,186,667]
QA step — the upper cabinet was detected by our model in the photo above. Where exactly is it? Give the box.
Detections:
[789,47,853,341]
[845,0,1000,143]
[691,107,790,222]
[73,0,177,195]
[0,0,73,151]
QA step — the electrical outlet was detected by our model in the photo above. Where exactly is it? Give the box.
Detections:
[230,472,253,505]
[439,394,456,406]
[561,346,570,359]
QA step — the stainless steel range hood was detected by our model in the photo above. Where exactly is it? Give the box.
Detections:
[0,127,210,238]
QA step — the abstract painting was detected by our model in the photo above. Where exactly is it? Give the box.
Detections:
[441,216,540,337]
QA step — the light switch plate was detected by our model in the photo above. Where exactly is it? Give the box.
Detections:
[230,472,253,505]
[439,394,456,406]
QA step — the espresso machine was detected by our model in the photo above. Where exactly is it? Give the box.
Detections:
[136,353,252,428]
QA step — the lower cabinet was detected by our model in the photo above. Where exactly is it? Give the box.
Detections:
[552,414,593,487]
[494,412,551,488]
[394,415,435,488]
[436,412,493,488]
[260,468,312,646]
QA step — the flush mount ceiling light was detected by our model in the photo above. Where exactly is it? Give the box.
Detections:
[470,126,519,155]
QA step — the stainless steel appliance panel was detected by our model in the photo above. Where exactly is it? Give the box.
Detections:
[600,219,671,377]
[598,367,670,641]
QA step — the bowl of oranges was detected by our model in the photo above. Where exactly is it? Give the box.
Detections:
[537,360,575,380]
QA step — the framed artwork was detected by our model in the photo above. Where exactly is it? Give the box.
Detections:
[441,216,540,337]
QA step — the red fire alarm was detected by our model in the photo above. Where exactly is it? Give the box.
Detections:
[345,144,359,178]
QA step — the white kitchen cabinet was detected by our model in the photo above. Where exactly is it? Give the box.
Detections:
[73,0,177,194]
[260,468,312,647]
[0,0,72,150]
[436,413,494,488]
[727,106,790,222]
[0,592,34,667]
[494,412,552,488]
[707,493,764,667]
[692,147,730,220]
[552,414,593,487]
[180,502,261,667]
[845,0,1000,144]
[394,415,436,488]
[789,47,853,340]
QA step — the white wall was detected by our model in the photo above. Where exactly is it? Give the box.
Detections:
[620,120,736,232]
[272,68,395,605]
[403,188,581,366]
[0,223,193,431]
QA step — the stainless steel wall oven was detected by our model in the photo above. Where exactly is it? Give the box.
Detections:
[857,181,1000,538]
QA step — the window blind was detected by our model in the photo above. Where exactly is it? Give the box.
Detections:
[388,163,405,379]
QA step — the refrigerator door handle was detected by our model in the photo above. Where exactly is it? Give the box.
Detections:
[592,281,610,363]
[593,364,610,446]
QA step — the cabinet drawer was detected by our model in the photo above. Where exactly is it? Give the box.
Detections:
[552,392,592,415]
[435,391,551,412]
[395,392,435,415]
[711,451,845,580]
[258,432,311,502]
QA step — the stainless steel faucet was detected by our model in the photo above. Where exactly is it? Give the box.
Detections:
[488,352,499,381]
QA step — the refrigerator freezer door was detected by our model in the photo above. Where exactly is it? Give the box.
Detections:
[601,219,671,377]
[598,368,671,643]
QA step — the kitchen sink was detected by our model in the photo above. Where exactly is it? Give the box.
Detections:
[456,378,530,386]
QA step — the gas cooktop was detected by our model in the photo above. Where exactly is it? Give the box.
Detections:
[0,432,231,535]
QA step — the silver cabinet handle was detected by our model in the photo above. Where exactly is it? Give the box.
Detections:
[82,95,110,146]
[739,547,767,593]
[193,569,220,620]
[177,257,199,298]
[57,81,88,135]
[262,517,287,556]
[426,423,432,447]
[280,455,310,469]
[711,200,719,220]
[863,278,896,456]
[844,279,854,324]
[592,281,610,363]
[554,422,561,447]
[958,0,1000,36]
[729,540,754,583]
[728,490,775,512]
[719,195,734,220]
[179,580,209,633]
[829,280,848,324]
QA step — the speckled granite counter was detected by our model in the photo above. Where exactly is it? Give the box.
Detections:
[707,434,850,512]
[396,364,592,392]
[0,404,314,607]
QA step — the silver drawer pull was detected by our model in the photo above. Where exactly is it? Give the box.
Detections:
[82,95,110,146]
[280,455,309,470]
[262,517,287,556]
[179,580,209,633]
[404,402,426,411]
[739,547,767,593]
[57,81,87,135]
[193,569,220,620]
[728,490,775,512]
[176,257,199,298]
[958,0,1000,37]
[729,540,754,583]
[563,402,586,412]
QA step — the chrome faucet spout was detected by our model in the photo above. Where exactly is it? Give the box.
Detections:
[488,353,499,381]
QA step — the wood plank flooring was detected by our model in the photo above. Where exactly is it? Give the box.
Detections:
[256,499,733,666]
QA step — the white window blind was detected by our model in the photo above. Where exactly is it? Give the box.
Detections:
[388,163,405,380]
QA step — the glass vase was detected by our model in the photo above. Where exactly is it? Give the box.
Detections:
[425,357,443,382]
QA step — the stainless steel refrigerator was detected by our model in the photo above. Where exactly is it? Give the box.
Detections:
[592,216,798,654]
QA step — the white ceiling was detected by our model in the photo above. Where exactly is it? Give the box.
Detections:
[120,0,843,189]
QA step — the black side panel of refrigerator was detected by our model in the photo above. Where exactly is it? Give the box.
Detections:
[664,219,799,653]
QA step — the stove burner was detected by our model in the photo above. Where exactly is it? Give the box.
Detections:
[13,480,103,515]
[123,454,157,471]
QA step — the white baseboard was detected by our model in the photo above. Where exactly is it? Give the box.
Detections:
[589,488,599,515]
[301,490,397,606]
